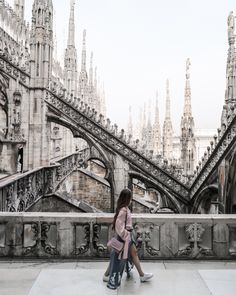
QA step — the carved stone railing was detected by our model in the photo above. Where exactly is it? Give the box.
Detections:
[45,90,190,199]
[0,28,30,78]
[0,152,85,212]
[49,151,89,193]
[0,168,45,212]
[189,109,236,198]
[0,213,236,259]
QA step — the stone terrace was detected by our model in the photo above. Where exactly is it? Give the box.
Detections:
[0,260,236,294]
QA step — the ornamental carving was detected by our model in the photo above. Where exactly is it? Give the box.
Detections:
[177,223,214,258]
[44,168,54,194]
[0,71,9,138]
[92,224,108,255]
[134,223,160,257]
[24,223,39,255]
[4,170,44,212]
[0,28,30,75]
[41,223,58,255]
[0,57,28,85]
[73,223,90,256]
[6,184,16,212]
[24,222,58,256]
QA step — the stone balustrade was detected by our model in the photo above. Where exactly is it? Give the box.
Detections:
[189,112,236,198]
[0,153,85,212]
[0,213,236,260]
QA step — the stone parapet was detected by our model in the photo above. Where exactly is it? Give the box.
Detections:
[0,213,236,260]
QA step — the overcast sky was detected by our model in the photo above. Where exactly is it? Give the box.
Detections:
[7,0,235,134]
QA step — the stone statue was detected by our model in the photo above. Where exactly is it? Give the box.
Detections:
[228,11,235,38]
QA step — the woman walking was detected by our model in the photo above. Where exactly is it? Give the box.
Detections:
[103,188,153,290]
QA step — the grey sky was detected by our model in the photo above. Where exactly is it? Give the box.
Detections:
[7,0,235,133]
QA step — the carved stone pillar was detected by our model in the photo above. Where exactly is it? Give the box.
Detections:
[113,155,130,209]
[28,89,51,169]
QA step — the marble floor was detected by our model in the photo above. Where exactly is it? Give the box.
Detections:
[0,260,236,295]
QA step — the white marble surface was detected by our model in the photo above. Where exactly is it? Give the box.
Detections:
[119,270,211,295]
[28,269,114,295]
[0,269,40,295]
[1,261,236,295]
[199,270,236,295]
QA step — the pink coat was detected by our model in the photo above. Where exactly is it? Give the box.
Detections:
[115,206,132,259]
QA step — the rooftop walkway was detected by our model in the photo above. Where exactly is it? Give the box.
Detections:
[0,260,236,295]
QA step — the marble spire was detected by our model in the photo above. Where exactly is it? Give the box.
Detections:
[78,29,88,103]
[127,106,133,136]
[162,79,173,161]
[165,79,171,119]
[146,100,153,151]
[81,29,87,71]
[64,0,78,96]
[180,59,196,175]
[152,92,162,155]
[67,0,75,47]
[183,58,192,117]
[89,52,94,87]
[225,11,236,105]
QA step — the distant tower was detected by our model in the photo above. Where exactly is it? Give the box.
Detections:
[127,106,133,136]
[146,101,153,151]
[93,66,99,111]
[64,0,78,96]
[222,11,236,124]
[100,82,107,117]
[78,29,88,103]
[162,79,173,161]
[14,0,25,20]
[141,103,147,143]
[30,0,54,86]
[180,58,196,175]
[88,52,94,106]
[152,92,162,155]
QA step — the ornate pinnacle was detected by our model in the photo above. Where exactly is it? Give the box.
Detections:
[228,11,235,44]
[186,58,191,80]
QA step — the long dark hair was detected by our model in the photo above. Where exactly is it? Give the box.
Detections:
[112,188,132,229]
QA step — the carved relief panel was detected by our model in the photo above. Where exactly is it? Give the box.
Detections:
[93,223,110,257]
[228,226,236,256]
[0,224,6,248]
[73,223,90,256]
[134,223,160,257]
[177,223,214,258]
[23,222,58,256]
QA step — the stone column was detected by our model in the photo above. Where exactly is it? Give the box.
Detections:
[113,155,130,209]
[27,89,50,169]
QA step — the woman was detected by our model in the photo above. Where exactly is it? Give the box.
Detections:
[103,188,153,290]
